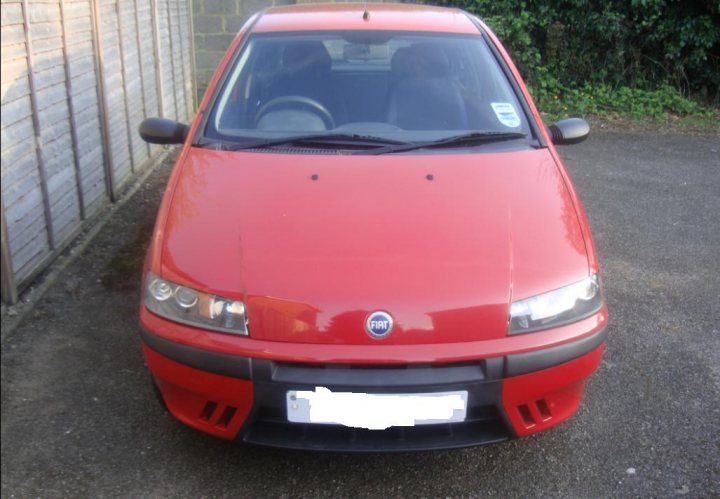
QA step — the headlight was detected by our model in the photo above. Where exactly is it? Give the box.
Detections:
[144,272,248,335]
[508,275,603,334]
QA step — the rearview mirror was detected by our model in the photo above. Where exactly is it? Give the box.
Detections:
[547,117,590,145]
[139,117,189,145]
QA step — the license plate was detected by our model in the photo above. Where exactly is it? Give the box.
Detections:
[286,387,468,430]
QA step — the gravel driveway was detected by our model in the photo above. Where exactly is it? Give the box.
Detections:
[2,131,719,498]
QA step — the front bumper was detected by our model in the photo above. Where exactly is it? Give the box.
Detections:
[141,321,607,451]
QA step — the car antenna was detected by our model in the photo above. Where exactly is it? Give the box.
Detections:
[363,1,370,20]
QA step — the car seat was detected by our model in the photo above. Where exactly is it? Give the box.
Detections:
[386,44,468,130]
[262,41,347,126]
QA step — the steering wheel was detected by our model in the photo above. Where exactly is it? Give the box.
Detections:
[255,96,335,130]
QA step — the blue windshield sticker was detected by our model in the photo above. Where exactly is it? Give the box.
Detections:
[491,102,521,128]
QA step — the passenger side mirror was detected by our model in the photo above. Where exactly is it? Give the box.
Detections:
[547,117,590,145]
[139,117,189,145]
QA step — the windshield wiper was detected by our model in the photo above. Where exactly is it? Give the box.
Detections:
[196,134,410,151]
[362,131,527,155]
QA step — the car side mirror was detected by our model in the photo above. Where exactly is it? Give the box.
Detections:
[139,117,189,145]
[547,117,590,145]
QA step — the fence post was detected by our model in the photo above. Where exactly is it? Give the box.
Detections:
[115,0,137,173]
[58,0,87,220]
[166,0,180,120]
[173,0,189,121]
[89,0,119,202]
[188,0,197,111]
[150,0,165,118]
[0,198,19,305]
[133,0,151,157]
[20,0,56,250]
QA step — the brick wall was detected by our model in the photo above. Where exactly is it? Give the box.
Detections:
[191,1,409,101]
[192,0,286,100]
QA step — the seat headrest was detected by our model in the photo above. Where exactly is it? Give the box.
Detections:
[390,47,417,78]
[390,44,451,79]
[282,41,331,74]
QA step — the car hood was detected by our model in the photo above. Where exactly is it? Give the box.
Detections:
[161,147,589,345]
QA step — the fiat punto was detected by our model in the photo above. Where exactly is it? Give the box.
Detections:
[138,3,607,451]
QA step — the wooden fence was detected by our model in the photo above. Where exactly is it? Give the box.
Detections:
[1,0,195,304]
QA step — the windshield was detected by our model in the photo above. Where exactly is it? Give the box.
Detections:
[204,31,532,148]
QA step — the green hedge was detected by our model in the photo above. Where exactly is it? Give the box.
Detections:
[431,0,720,113]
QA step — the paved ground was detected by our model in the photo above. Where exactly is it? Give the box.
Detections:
[2,131,719,498]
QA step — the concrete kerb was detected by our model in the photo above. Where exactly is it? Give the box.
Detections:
[0,148,174,342]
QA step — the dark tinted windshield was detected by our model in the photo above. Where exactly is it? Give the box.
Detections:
[205,31,531,145]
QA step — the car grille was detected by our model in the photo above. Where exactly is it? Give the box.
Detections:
[242,405,509,451]
[238,359,512,451]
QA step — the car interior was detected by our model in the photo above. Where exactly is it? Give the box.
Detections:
[212,33,524,137]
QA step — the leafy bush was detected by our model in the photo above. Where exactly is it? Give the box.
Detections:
[430,0,720,111]
[539,84,709,121]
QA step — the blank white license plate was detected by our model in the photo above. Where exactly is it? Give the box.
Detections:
[286,387,468,430]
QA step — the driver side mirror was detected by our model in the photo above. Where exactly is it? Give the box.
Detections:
[139,117,189,145]
[547,117,590,145]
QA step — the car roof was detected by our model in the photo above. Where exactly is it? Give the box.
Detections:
[252,3,480,34]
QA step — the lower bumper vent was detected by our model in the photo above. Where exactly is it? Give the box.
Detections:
[517,399,553,429]
[199,401,240,429]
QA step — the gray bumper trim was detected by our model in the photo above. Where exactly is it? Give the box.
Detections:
[140,329,252,379]
[140,326,607,381]
[505,327,608,377]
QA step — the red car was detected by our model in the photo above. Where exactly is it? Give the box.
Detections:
[138,3,607,451]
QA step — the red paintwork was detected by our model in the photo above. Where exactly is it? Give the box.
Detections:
[253,3,478,34]
[157,148,590,345]
[143,340,604,439]
[502,344,604,437]
[471,17,601,274]
[140,305,606,364]
[140,3,608,442]
[144,345,253,440]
